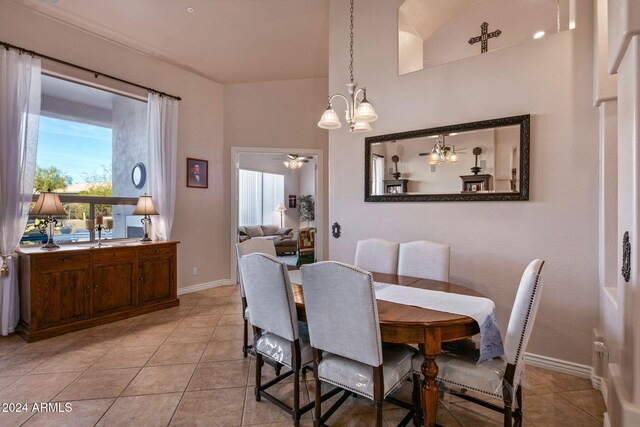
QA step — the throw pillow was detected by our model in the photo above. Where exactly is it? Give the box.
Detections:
[244,225,264,238]
[276,227,293,236]
[261,225,279,236]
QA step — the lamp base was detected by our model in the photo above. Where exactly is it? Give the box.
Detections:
[140,235,153,242]
[41,239,60,250]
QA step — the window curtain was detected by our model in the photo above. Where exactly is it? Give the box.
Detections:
[238,169,262,226]
[147,93,178,241]
[372,155,384,195]
[238,169,284,226]
[0,50,41,335]
[261,172,284,225]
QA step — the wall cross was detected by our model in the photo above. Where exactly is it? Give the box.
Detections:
[468,22,502,53]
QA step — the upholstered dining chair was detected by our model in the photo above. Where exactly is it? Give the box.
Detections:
[301,261,416,427]
[411,259,546,427]
[397,240,450,282]
[354,238,400,275]
[239,253,314,426]
[236,239,277,358]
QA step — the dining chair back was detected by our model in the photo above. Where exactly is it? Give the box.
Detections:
[239,253,298,342]
[410,259,546,427]
[398,240,450,281]
[301,261,415,427]
[504,259,546,376]
[354,238,399,275]
[302,261,382,366]
[239,252,314,425]
[235,239,278,358]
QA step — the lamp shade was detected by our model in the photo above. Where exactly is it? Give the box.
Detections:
[351,121,372,133]
[354,100,378,123]
[133,194,159,216]
[30,191,66,216]
[275,203,287,212]
[318,107,342,129]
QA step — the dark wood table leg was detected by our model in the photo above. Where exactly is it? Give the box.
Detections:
[421,328,441,427]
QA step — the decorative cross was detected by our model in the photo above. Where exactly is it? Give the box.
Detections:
[468,22,502,53]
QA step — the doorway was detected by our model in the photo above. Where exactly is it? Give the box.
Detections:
[230,147,324,282]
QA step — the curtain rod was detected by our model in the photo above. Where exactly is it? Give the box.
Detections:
[1,40,181,101]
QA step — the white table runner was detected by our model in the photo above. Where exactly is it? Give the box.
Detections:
[374,283,504,362]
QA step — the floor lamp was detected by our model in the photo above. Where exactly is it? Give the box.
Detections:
[275,203,287,227]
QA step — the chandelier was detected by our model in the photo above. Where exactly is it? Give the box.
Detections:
[419,135,461,165]
[317,0,378,133]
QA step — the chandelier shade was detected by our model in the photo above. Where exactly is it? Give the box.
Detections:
[318,107,342,129]
[318,0,378,133]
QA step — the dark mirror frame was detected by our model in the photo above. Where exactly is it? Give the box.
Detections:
[364,115,530,202]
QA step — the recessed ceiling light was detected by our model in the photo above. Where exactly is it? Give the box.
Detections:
[533,31,545,39]
[186,7,194,13]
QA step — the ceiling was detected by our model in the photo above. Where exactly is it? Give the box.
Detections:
[399,0,481,41]
[14,0,329,84]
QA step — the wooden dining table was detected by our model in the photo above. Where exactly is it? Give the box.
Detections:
[289,271,483,427]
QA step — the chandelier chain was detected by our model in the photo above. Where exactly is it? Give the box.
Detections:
[349,0,354,83]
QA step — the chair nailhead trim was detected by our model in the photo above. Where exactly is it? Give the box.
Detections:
[513,272,541,366]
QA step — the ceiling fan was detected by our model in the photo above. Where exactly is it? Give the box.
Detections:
[274,154,313,169]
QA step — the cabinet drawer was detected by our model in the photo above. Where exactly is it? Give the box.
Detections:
[36,253,91,269]
[138,245,173,258]
[92,249,136,264]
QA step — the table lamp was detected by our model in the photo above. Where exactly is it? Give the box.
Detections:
[275,203,287,227]
[133,193,159,242]
[30,191,67,250]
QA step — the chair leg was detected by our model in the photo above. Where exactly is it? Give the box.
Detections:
[313,349,322,427]
[513,386,523,427]
[293,368,300,426]
[373,365,384,427]
[274,363,282,376]
[255,353,263,402]
[504,406,513,427]
[243,318,249,358]
[412,374,422,426]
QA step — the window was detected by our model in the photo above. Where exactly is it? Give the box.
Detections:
[21,75,147,246]
[238,169,284,226]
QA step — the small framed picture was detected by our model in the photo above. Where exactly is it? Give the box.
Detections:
[288,195,297,208]
[187,158,208,188]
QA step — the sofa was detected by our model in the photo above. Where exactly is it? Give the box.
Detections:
[238,225,297,255]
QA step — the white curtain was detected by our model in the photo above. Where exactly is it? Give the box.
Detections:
[372,155,385,195]
[147,93,178,241]
[238,169,284,226]
[239,169,262,226]
[0,50,41,335]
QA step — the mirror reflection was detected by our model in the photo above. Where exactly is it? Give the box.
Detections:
[399,0,576,75]
[365,115,529,202]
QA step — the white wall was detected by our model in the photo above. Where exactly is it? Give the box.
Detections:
[224,78,328,259]
[0,1,224,289]
[328,0,598,365]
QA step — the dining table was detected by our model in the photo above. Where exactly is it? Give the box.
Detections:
[288,270,483,427]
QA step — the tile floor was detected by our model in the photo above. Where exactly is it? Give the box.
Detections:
[0,285,604,426]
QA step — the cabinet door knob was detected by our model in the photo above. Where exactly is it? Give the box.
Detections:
[62,258,69,262]
[155,249,160,253]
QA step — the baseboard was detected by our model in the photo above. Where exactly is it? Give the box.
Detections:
[524,352,592,379]
[177,279,236,295]
[592,371,603,390]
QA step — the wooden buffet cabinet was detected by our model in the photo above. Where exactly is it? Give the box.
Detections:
[17,241,179,341]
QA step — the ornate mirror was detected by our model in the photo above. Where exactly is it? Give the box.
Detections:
[365,115,530,202]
